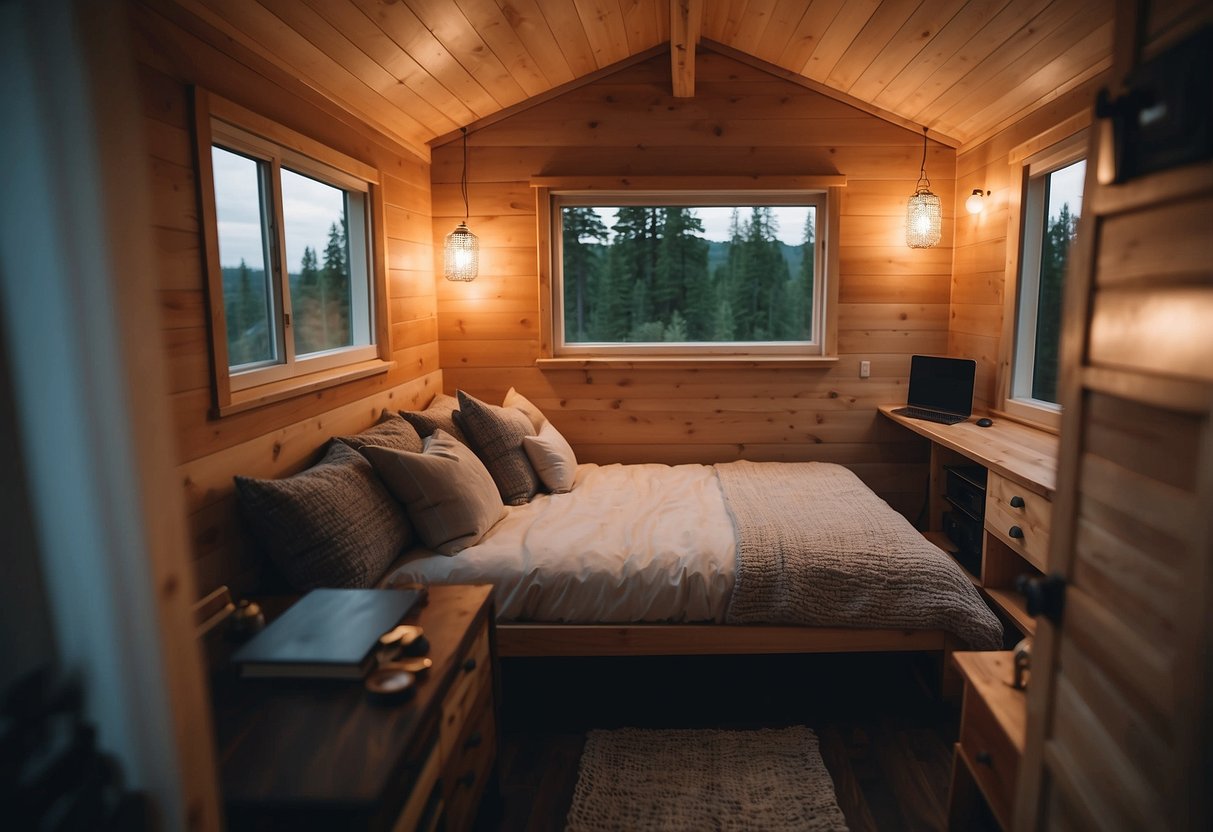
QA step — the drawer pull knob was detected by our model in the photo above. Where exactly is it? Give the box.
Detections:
[1008,525,1024,539]
[458,771,475,787]
[464,732,483,750]
[462,657,477,673]
[976,751,993,766]
[1009,495,1025,508]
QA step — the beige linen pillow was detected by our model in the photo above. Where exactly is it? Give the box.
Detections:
[522,420,578,493]
[503,386,547,433]
[332,412,423,454]
[363,430,505,556]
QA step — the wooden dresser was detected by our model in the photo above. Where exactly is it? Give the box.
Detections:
[211,584,498,831]
[879,406,1058,639]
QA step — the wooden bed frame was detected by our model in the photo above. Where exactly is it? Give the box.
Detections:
[495,623,964,696]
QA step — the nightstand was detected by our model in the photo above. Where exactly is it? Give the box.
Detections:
[947,651,1025,831]
[211,584,499,831]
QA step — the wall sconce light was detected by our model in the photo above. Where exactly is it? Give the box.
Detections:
[966,189,990,215]
[906,127,941,248]
[444,127,478,281]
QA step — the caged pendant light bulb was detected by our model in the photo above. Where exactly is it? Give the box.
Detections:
[444,127,479,281]
[906,127,942,249]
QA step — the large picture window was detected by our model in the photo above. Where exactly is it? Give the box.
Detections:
[548,191,832,357]
[1007,134,1086,427]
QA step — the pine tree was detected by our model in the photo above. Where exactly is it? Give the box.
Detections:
[655,208,710,339]
[322,221,350,349]
[227,258,265,364]
[561,207,607,341]
[295,246,321,355]
[1033,202,1078,402]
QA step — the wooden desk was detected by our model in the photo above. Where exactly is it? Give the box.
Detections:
[211,584,498,831]
[948,651,1026,831]
[879,406,1059,638]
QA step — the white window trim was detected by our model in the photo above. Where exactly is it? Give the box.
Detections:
[194,89,391,415]
[1001,131,1088,431]
[536,181,841,362]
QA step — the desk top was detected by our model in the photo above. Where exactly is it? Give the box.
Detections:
[879,405,1058,498]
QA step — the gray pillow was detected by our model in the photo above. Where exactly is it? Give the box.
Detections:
[399,393,466,443]
[364,430,506,556]
[333,412,422,454]
[453,390,539,506]
[233,442,411,590]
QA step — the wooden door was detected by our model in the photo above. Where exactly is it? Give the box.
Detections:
[1013,2,1213,830]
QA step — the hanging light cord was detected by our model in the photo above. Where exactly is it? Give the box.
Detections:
[460,127,470,221]
[916,126,930,193]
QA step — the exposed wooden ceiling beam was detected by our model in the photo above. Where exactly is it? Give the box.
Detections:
[671,0,702,98]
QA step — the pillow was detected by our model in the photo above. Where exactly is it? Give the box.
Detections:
[503,386,547,433]
[233,442,411,590]
[522,420,579,493]
[399,393,467,443]
[332,412,422,454]
[453,390,539,506]
[363,430,505,556]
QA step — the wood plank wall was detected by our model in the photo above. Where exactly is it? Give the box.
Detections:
[949,76,1106,410]
[432,50,957,518]
[131,2,441,596]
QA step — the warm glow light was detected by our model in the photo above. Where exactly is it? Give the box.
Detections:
[906,189,942,248]
[444,221,479,281]
[966,189,986,215]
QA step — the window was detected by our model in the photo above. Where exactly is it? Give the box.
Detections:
[543,186,839,359]
[1006,135,1086,427]
[197,92,387,413]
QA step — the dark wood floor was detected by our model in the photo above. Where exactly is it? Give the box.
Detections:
[474,651,977,832]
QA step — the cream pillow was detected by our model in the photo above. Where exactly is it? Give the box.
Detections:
[363,430,505,555]
[503,386,547,433]
[522,421,578,493]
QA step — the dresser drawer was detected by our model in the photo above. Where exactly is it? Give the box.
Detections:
[984,472,1051,571]
[959,685,1019,828]
[442,689,497,832]
[439,620,492,765]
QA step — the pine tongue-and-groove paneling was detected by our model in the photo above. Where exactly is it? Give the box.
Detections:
[432,49,956,517]
[949,76,1105,411]
[132,3,441,596]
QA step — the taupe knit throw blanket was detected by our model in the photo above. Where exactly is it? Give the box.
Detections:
[717,461,1002,649]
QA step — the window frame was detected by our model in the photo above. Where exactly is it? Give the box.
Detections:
[194,89,391,416]
[533,177,844,366]
[999,131,1088,431]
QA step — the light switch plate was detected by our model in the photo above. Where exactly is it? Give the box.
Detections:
[860,360,870,379]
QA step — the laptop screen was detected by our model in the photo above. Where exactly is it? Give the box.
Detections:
[906,355,976,417]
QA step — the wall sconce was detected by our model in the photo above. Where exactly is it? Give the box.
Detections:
[966,189,990,215]
[905,127,941,248]
[444,127,478,281]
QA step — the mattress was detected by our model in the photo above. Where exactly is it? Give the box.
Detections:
[379,463,737,622]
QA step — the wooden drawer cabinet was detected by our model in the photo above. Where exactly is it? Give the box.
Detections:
[948,652,1025,831]
[984,472,1051,572]
[213,585,498,832]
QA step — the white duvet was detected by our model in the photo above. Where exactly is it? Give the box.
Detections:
[379,463,736,622]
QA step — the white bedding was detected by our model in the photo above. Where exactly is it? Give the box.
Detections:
[379,463,737,622]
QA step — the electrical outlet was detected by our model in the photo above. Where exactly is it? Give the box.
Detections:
[860,360,870,379]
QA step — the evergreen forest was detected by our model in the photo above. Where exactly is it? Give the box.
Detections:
[223,220,353,367]
[561,206,816,344]
[1030,201,1079,403]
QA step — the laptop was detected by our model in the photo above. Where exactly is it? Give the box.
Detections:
[893,355,976,425]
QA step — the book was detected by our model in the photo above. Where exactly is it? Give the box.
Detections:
[231,588,421,679]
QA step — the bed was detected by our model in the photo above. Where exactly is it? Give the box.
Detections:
[377,459,1003,659]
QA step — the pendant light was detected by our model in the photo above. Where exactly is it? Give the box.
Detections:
[906,127,941,249]
[444,127,478,281]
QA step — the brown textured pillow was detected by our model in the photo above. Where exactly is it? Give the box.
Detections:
[364,431,506,556]
[453,390,539,506]
[333,412,422,454]
[399,393,466,443]
[233,442,411,590]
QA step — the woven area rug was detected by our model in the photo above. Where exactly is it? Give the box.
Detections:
[564,726,850,831]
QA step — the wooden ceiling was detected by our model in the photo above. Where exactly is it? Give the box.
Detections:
[158,0,1116,156]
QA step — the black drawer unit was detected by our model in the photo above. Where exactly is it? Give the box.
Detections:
[943,511,983,578]
[944,464,987,521]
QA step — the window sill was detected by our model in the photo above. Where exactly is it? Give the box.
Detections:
[215,358,394,418]
[536,356,838,370]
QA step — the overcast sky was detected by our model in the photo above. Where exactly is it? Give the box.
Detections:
[211,146,345,271]
[1046,159,1085,222]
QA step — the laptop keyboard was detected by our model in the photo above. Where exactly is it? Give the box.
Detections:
[893,406,969,425]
